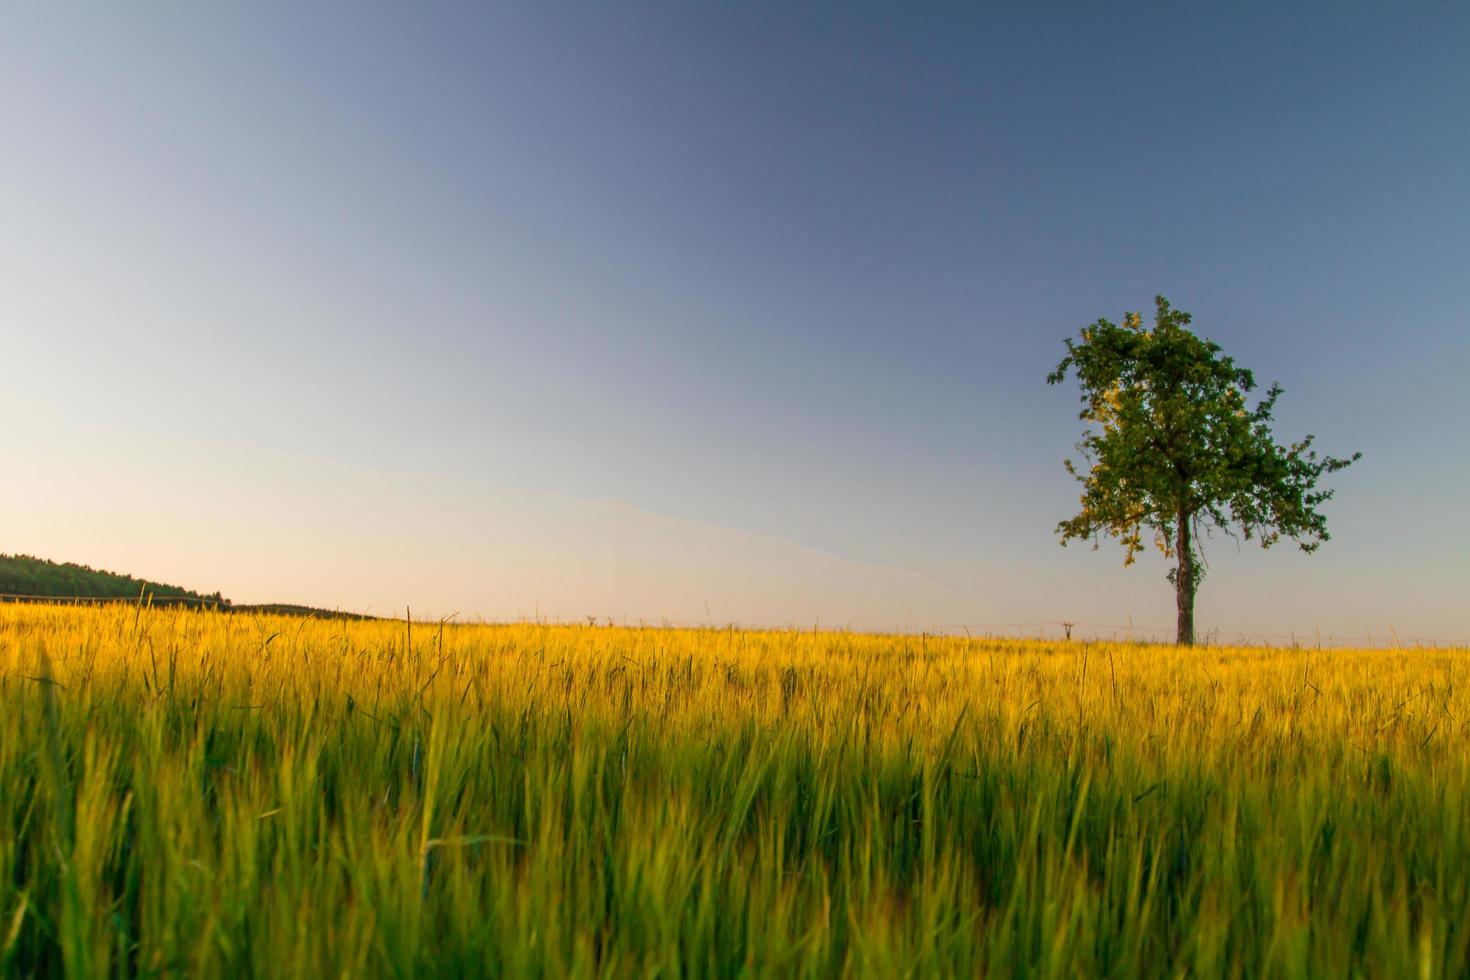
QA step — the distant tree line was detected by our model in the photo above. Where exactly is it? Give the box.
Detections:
[0,554,229,607]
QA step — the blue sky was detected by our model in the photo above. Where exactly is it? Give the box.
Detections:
[4,4,1466,640]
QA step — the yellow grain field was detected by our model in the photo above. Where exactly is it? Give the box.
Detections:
[2,602,1467,976]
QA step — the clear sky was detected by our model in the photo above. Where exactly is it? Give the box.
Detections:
[4,3,1466,642]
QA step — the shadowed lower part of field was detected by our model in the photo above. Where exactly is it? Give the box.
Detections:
[1,606,1467,977]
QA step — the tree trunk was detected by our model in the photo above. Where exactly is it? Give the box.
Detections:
[1175,508,1195,645]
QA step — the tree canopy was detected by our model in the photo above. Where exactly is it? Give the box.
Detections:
[1048,296,1359,644]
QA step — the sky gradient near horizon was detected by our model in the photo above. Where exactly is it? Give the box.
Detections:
[4,3,1467,642]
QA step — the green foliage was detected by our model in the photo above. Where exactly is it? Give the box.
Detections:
[0,554,228,606]
[1048,296,1358,641]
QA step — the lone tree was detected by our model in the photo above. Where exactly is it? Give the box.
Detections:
[1048,296,1359,645]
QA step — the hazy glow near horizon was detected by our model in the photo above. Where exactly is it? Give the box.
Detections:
[4,5,1467,642]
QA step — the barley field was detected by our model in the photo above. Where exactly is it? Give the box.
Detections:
[2,603,1467,977]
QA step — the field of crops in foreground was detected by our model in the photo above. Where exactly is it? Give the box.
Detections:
[2,604,1468,978]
